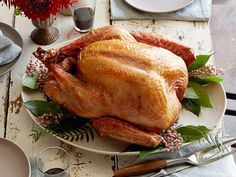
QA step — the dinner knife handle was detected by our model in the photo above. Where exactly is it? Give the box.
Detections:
[113,159,167,177]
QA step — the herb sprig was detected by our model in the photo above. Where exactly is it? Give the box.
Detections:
[29,129,47,142]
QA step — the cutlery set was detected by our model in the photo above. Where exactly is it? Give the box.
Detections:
[113,137,236,177]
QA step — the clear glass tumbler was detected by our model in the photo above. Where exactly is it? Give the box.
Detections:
[35,147,70,177]
[70,0,96,33]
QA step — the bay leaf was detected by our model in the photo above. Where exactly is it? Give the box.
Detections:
[188,54,212,72]
[189,75,224,85]
[176,125,211,143]
[189,81,212,108]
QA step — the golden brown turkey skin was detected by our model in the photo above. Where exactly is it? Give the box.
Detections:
[37,25,194,147]
[45,40,188,130]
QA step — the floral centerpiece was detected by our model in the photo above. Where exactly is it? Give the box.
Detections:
[1,0,76,44]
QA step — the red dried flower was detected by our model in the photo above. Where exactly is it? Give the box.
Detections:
[11,0,74,20]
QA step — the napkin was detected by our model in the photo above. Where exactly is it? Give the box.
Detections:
[0,30,22,66]
[0,32,12,52]
[110,0,212,21]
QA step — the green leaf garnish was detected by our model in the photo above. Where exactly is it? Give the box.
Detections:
[139,146,163,159]
[24,100,62,116]
[189,75,224,85]
[183,98,201,116]
[22,73,38,90]
[176,125,211,143]
[184,86,200,99]
[188,54,212,72]
[189,81,212,108]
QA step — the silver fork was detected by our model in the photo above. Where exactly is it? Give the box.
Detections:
[113,138,236,177]
[167,138,236,166]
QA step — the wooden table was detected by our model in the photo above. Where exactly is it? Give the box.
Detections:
[0,1,218,176]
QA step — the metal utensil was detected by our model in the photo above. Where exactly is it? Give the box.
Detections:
[113,138,236,177]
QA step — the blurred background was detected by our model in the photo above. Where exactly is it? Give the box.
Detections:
[211,0,236,161]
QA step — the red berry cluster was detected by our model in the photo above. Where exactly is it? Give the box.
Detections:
[26,59,48,91]
[37,63,48,91]
[161,127,183,151]
[36,112,64,126]
[26,59,38,76]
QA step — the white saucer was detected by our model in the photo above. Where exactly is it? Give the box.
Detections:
[0,137,31,177]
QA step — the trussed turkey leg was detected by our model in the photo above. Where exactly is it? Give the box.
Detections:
[33,47,76,72]
[91,117,163,148]
[33,47,60,66]
[131,31,196,66]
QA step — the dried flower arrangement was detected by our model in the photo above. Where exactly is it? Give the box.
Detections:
[1,0,77,44]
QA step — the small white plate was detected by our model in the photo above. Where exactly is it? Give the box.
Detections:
[0,137,31,177]
[125,0,194,13]
[0,22,23,76]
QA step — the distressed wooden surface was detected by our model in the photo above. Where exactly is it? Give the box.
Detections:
[113,20,213,55]
[0,0,223,176]
[0,3,14,137]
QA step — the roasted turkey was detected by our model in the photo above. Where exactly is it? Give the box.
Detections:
[33,25,195,148]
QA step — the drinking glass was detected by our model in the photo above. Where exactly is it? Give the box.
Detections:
[35,147,70,177]
[70,0,96,32]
